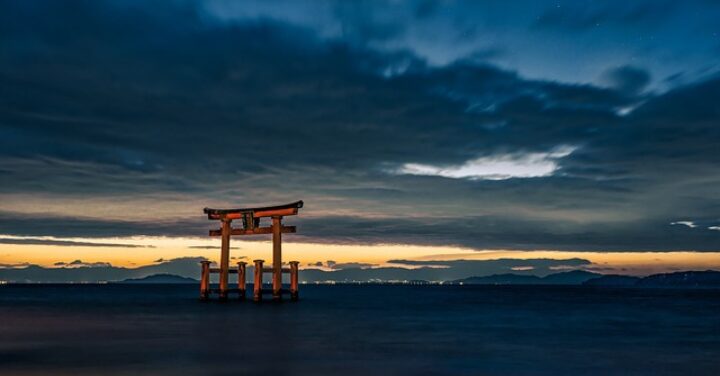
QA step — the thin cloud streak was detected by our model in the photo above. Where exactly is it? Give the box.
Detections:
[0,236,155,248]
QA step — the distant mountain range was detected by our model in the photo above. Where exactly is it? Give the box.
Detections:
[1,257,594,283]
[582,275,639,286]
[117,274,198,284]
[453,270,720,288]
[452,270,601,285]
[1,259,719,288]
[584,271,720,288]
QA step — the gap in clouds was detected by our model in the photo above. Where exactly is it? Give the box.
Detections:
[390,145,576,180]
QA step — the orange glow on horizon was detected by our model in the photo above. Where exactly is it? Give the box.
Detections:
[1,235,719,275]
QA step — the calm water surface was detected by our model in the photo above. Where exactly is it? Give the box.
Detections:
[0,284,718,375]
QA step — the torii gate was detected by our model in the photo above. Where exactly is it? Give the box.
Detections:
[200,200,303,302]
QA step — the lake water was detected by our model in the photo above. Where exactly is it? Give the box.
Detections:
[0,284,718,375]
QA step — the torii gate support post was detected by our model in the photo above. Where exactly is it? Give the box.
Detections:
[237,261,247,300]
[219,219,232,301]
[272,216,282,301]
[200,261,211,300]
[254,259,264,302]
[290,261,299,301]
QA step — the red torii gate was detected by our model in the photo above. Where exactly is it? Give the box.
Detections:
[200,200,303,302]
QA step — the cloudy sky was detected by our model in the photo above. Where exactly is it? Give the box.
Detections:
[1,0,720,280]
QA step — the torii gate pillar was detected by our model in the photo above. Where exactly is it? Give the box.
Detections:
[219,218,231,300]
[272,216,283,300]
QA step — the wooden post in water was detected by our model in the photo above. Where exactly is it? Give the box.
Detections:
[253,259,264,302]
[237,261,247,300]
[219,219,232,300]
[200,261,211,300]
[272,216,283,301]
[289,261,299,301]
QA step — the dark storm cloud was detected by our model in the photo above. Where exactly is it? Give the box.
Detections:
[0,1,719,252]
[599,66,652,95]
[0,237,153,248]
[187,245,241,250]
[0,211,206,238]
[206,0,720,86]
[0,262,30,268]
[55,259,112,268]
[328,262,376,270]
[308,260,378,270]
[295,215,720,251]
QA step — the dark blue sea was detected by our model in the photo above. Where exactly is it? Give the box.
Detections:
[1,285,719,375]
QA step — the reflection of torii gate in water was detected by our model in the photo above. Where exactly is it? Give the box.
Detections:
[200,201,303,302]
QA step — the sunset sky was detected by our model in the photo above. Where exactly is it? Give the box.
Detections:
[1,0,720,280]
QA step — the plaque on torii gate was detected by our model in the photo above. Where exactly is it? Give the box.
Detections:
[200,200,303,302]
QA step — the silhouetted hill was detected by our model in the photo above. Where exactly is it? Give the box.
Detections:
[454,273,542,285]
[454,270,601,285]
[636,271,720,288]
[0,257,205,283]
[583,275,640,286]
[541,270,600,284]
[118,274,198,284]
[583,271,720,288]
